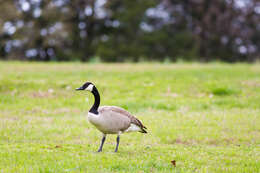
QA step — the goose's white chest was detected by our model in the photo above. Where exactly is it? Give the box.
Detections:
[87,112,101,127]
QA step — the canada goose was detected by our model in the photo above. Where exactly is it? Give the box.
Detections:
[76,82,147,152]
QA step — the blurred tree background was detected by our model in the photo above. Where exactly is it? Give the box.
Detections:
[0,0,259,62]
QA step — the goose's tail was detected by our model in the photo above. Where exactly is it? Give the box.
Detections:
[140,128,147,133]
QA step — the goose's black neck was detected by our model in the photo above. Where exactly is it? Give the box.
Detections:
[89,86,100,114]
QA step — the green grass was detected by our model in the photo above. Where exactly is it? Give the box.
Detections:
[0,61,259,172]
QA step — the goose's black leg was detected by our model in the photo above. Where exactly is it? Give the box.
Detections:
[98,134,106,152]
[115,135,120,152]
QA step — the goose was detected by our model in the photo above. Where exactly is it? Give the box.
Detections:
[76,82,147,152]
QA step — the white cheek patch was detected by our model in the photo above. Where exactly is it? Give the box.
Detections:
[86,84,94,91]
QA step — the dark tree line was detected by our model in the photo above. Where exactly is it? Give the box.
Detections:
[0,0,259,62]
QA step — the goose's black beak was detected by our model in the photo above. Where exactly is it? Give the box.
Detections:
[75,87,84,90]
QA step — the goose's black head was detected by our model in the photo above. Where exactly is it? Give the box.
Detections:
[76,82,95,92]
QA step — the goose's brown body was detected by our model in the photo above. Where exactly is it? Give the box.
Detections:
[88,106,147,134]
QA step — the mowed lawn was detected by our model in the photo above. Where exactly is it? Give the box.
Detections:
[0,62,259,173]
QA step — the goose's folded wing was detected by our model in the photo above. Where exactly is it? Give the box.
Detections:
[99,106,147,130]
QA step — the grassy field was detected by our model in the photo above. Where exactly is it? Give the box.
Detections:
[0,62,259,172]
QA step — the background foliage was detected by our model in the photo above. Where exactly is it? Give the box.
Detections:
[0,0,259,62]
